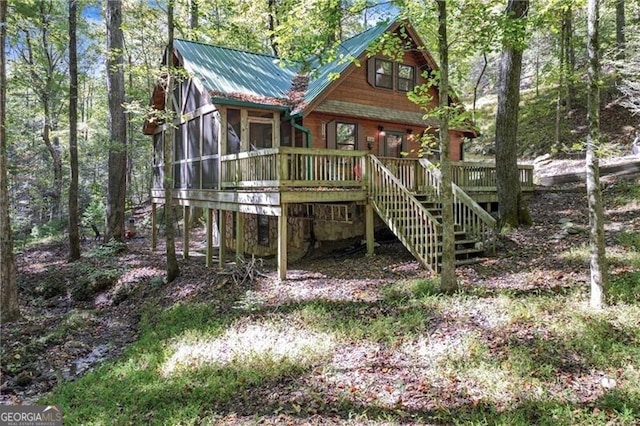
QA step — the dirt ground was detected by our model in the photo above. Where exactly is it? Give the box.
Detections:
[0,172,638,407]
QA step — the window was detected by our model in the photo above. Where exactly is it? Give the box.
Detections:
[336,122,356,150]
[398,64,415,92]
[375,59,393,89]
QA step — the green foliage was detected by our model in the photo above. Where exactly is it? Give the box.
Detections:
[29,219,67,240]
[86,239,127,258]
[81,194,106,230]
[68,262,122,301]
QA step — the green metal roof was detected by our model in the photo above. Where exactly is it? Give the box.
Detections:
[174,39,298,101]
[173,19,396,109]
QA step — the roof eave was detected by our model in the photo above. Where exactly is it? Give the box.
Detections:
[210,96,291,111]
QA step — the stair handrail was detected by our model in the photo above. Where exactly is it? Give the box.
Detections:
[367,155,441,272]
[418,158,497,252]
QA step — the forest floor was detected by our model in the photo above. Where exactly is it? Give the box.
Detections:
[1,170,639,424]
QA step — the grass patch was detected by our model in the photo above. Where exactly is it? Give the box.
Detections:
[43,300,337,424]
[41,238,640,424]
[291,297,435,345]
[617,231,640,251]
[609,178,640,208]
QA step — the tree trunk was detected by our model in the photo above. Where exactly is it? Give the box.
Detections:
[41,101,63,220]
[1,0,20,323]
[106,0,127,242]
[586,0,607,309]
[472,53,488,121]
[616,0,625,59]
[555,14,566,150]
[495,0,531,229]
[189,0,199,34]
[165,0,180,283]
[268,0,279,56]
[564,8,576,109]
[68,0,80,261]
[437,0,457,292]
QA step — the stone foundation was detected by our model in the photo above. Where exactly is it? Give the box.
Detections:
[222,204,369,260]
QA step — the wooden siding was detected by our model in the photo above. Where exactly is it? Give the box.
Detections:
[323,51,438,113]
[299,50,468,161]
[302,113,467,161]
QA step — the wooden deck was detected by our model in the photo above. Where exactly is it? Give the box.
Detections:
[151,147,535,278]
[151,147,534,211]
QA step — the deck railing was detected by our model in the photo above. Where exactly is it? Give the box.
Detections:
[380,158,535,192]
[220,149,534,193]
[368,155,441,272]
[220,147,366,189]
[450,161,535,191]
[418,159,497,253]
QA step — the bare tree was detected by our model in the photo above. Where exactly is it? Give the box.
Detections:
[586,0,607,309]
[494,0,531,229]
[68,0,80,260]
[436,0,456,292]
[106,0,127,242]
[1,0,20,323]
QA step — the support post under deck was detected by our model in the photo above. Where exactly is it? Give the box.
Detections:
[183,205,190,260]
[366,203,375,257]
[206,208,213,267]
[278,204,288,280]
[219,210,227,268]
[151,203,157,250]
[235,211,244,261]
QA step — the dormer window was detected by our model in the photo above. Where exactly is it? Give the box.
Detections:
[368,57,416,92]
[398,64,415,92]
[375,59,393,89]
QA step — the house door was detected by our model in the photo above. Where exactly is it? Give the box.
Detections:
[249,122,273,149]
[384,131,405,158]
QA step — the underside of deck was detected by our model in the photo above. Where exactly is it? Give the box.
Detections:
[150,149,534,279]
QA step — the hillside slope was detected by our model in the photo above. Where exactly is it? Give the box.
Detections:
[468,83,640,160]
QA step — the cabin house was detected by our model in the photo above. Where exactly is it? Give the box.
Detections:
[144,19,534,279]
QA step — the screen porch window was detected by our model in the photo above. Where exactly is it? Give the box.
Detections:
[375,59,393,89]
[336,122,356,150]
[398,64,415,92]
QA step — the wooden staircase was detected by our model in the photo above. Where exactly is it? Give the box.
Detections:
[367,155,496,272]
[414,196,486,266]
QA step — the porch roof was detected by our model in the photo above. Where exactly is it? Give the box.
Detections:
[314,99,439,127]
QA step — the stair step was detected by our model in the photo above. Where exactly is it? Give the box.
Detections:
[452,247,484,256]
[455,257,482,266]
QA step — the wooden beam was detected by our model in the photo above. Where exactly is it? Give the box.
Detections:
[183,205,190,260]
[278,204,288,280]
[151,203,157,250]
[273,112,280,148]
[235,211,244,261]
[206,208,213,267]
[240,109,249,152]
[365,202,375,257]
[159,189,281,205]
[219,210,227,268]
[218,106,227,190]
